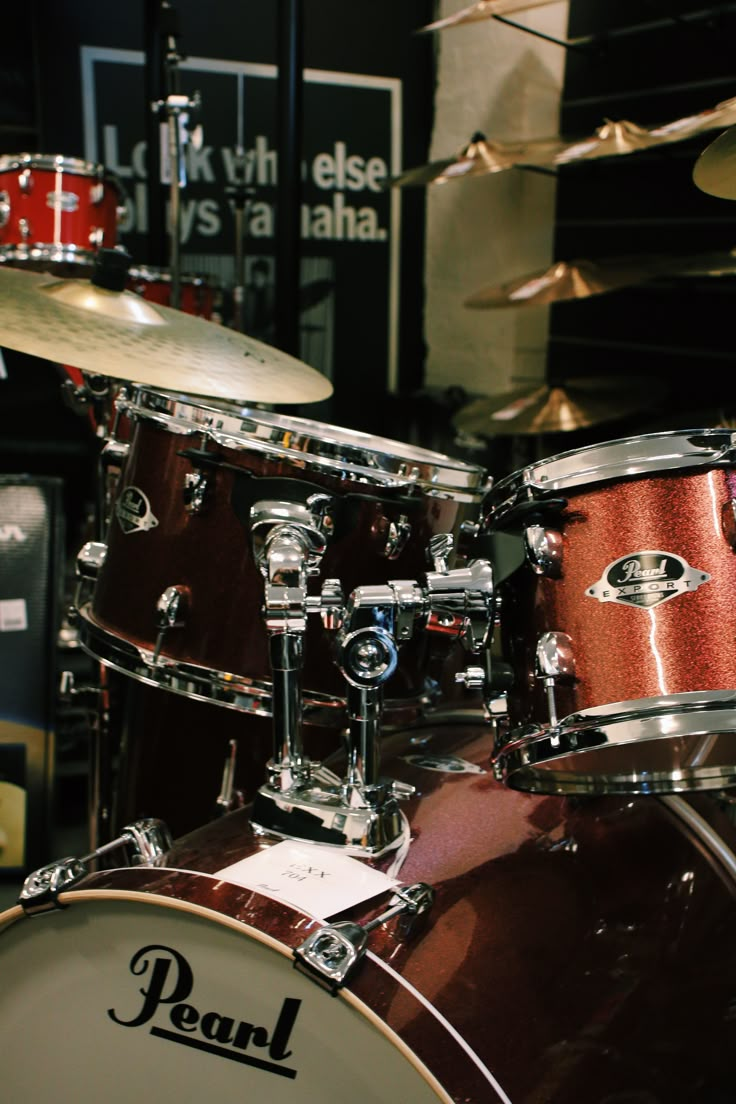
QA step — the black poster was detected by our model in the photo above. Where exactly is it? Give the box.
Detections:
[82,48,401,401]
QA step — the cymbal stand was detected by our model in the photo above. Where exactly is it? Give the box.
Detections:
[250,540,496,857]
[152,28,201,310]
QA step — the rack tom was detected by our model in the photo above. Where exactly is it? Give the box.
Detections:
[75,389,488,726]
[488,429,736,794]
[0,153,126,272]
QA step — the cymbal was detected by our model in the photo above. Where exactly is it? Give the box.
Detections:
[464,249,736,308]
[650,95,736,145]
[417,0,562,33]
[390,131,563,188]
[555,119,661,164]
[453,378,660,436]
[0,265,333,404]
[692,124,736,199]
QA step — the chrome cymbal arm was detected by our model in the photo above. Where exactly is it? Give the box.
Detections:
[250,497,333,792]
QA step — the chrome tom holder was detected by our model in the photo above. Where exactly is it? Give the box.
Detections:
[250,520,496,856]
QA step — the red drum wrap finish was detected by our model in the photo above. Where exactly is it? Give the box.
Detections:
[487,430,736,793]
[0,153,125,271]
[127,265,221,319]
[77,389,487,723]
[3,723,736,1101]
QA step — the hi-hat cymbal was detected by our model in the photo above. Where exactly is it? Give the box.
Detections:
[417,0,562,33]
[0,265,333,404]
[453,378,659,436]
[693,124,736,199]
[390,131,563,188]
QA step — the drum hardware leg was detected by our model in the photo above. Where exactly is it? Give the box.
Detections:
[18,817,173,916]
[59,667,113,850]
[293,882,435,993]
[213,739,244,818]
[250,498,335,794]
[535,631,576,733]
[152,585,190,665]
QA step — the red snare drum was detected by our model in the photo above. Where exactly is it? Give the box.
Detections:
[3,722,736,1101]
[0,153,126,271]
[75,388,488,726]
[127,265,221,319]
[488,429,736,794]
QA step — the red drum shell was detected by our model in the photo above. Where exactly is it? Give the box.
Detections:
[488,430,736,792]
[3,722,736,1101]
[0,153,124,268]
[79,390,487,721]
[127,265,221,320]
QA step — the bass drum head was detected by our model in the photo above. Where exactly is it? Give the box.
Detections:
[0,894,447,1103]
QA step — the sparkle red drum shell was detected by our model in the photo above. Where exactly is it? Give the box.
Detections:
[487,430,736,794]
[76,388,488,724]
[3,722,736,1101]
[127,265,222,320]
[0,153,126,270]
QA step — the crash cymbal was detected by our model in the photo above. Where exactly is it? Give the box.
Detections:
[453,378,659,435]
[0,265,333,404]
[693,124,736,199]
[390,131,563,187]
[650,95,736,145]
[417,0,562,33]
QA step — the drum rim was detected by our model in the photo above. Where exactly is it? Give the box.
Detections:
[128,265,219,288]
[487,428,736,511]
[75,605,436,725]
[0,244,98,265]
[0,151,126,192]
[494,689,736,795]
[119,387,489,498]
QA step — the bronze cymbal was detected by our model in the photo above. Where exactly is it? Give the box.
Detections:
[417,0,563,33]
[453,378,660,436]
[464,254,682,308]
[0,265,333,404]
[463,248,736,308]
[390,131,563,188]
[555,119,661,164]
[650,95,736,145]
[693,124,736,199]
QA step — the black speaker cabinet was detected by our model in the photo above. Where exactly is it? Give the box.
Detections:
[0,475,64,874]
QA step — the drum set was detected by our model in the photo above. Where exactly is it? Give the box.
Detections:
[2,150,736,1102]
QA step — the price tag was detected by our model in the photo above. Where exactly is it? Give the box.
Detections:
[215,840,398,919]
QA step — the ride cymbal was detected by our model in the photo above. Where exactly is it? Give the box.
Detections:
[0,265,333,404]
[453,378,659,436]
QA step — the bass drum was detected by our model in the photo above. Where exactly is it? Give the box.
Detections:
[2,722,736,1102]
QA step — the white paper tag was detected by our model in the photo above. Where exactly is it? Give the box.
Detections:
[215,840,398,920]
[0,599,27,632]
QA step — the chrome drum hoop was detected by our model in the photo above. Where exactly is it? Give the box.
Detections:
[117,387,490,502]
[75,606,435,726]
[494,690,736,795]
[0,243,98,267]
[0,152,127,196]
[487,428,736,522]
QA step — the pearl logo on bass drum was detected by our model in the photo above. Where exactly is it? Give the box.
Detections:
[109,944,302,1079]
[115,486,159,534]
[587,549,710,608]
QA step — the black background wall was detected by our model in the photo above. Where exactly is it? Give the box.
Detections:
[548,0,736,425]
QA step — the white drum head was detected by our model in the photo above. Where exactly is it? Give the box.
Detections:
[0,892,447,1102]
